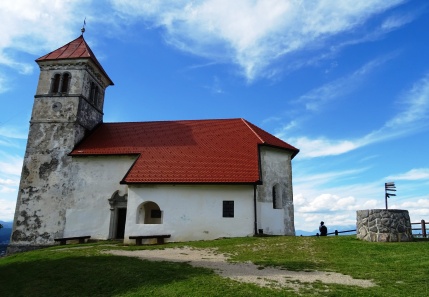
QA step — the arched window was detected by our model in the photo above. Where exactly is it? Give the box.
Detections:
[89,82,99,106]
[94,85,99,107]
[137,201,162,224]
[272,184,282,209]
[51,73,70,94]
[60,73,70,93]
[51,74,61,93]
[89,82,94,102]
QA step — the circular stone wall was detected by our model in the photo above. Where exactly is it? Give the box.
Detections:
[356,209,413,242]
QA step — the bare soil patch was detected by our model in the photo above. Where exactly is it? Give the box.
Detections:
[104,247,375,291]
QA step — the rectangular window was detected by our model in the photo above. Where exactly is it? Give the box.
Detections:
[151,210,162,218]
[223,201,234,218]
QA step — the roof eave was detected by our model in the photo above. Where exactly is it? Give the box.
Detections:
[120,181,262,185]
[259,143,300,159]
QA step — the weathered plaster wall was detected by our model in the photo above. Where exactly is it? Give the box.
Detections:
[9,59,110,252]
[257,146,295,235]
[125,184,255,244]
[10,122,86,247]
[63,156,136,239]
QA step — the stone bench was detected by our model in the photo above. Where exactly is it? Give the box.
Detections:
[54,236,91,245]
[129,234,171,245]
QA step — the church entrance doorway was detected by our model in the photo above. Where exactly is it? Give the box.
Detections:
[108,190,128,240]
[116,208,127,239]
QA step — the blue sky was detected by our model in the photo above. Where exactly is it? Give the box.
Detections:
[1,0,428,232]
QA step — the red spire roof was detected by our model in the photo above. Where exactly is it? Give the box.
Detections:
[36,35,113,85]
[71,118,299,184]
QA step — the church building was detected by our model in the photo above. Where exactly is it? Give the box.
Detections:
[9,34,299,252]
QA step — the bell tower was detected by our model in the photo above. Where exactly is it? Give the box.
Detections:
[9,34,113,252]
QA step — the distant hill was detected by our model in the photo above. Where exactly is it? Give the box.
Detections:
[0,221,13,244]
[0,227,12,244]
[0,220,13,228]
[296,224,357,236]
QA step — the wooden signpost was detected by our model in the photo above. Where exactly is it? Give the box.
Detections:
[385,182,396,210]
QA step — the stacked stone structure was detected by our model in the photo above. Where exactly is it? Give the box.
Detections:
[357,209,413,242]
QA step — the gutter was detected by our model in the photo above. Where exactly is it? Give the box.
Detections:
[253,184,258,235]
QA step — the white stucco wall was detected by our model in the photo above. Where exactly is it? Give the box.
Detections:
[257,146,295,235]
[124,184,255,244]
[63,155,136,238]
[258,203,285,234]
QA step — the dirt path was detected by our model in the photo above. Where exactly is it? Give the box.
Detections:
[104,247,375,291]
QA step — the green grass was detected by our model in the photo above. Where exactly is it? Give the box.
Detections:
[0,236,428,296]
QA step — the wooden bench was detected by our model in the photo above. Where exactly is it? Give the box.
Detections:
[129,234,171,245]
[54,236,91,245]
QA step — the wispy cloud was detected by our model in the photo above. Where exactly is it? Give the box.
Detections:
[294,167,369,188]
[381,11,418,31]
[288,137,362,158]
[0,198,16,221]
[279,71,429,158]
[0,74,8,94]
[0,154,23,176]
[298,56,395,112]
[0,178,19,186]
[0,126,28,140]
[203,76,224,95]
[0,1,90,73]
[111,0,406,81]
[386,168,429,181]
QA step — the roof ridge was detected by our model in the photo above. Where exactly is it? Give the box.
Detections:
[240,118,265,143]
[103,118,243,125]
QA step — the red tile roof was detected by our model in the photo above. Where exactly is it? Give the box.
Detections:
[36,35,113,85]
[70,118,299,184]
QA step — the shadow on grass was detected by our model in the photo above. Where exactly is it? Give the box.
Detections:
[0,254,213,297]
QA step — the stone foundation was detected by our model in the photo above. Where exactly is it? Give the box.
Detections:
[357,209,413,242]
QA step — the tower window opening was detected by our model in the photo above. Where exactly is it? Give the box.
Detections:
[60,73,70,93]
[52,74,61,93]
[273,184,282,209]
[51,73,70,95]
[89,82,99,105]
[94,86,99,107]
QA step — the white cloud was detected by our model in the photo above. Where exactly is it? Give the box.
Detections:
[287,136,361,158]
[386,168,429,181]
[0,126,28,140]
[0,178,19,186]
[0,154,23,176]
[111,0,406,80]
[204,76,224,94]
[299,56,395,111]
[293,166,429,231]
[0,1,90,72]
[297,193,357,213]
[0,73,9,94]
[381,12,416,31]
[0,198,16,221]
[294,167,368,187]
[278,71,429,158]
[385,73,429,129]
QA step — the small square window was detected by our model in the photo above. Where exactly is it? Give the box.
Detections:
[223,201,234,218]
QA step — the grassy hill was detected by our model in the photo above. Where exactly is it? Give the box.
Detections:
[0,236,428,296]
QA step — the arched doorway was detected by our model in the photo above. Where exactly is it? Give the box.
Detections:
[108,190,128,239]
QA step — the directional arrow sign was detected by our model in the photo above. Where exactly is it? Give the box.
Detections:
[385,182,397,209]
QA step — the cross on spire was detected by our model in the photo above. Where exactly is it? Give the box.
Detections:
[81,18,86,35]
